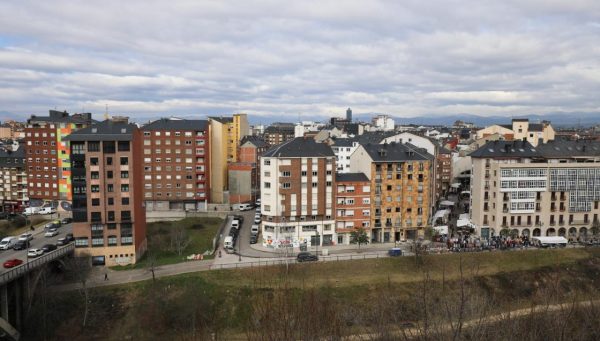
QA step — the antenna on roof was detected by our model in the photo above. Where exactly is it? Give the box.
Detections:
[104,104,110,121]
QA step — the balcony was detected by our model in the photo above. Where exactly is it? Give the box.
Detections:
[503,207,509,213]
[570,219,589,225]
[558,220,565,226]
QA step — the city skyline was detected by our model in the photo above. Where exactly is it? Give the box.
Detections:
[1,1,599,120]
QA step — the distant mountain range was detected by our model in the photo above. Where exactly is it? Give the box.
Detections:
[3,110,599,128]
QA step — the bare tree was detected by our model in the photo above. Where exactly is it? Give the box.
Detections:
[64,253,92,327]
[169,225,191,256]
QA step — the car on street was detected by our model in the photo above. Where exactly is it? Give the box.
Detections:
[296,252,318,262]
[61,217,72,224]
[253,217,261,224]
[27,248,44,258]
[249,234,258,244]
[3,259,23,268]
[251,224,259,235]
[0,236,18,250]
[12,240,28,250]
[65,233,74,242]
[18,233,33,242]
[45,228,59,237]
[56,237,68,246]
[41,244,57,253]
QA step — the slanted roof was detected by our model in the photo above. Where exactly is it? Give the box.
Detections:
[361,141,433,162]
[331,138,354,147]
[142,118,208,131]
[262,137,334,158]
[528,123,544,132]
[335,172,369,182]
[64,120,135,141]
[536,140,600,158]
[469,140,537,158]
[209,116,233,124]
[240,135,269,148]
[0,148,25,168]
[28,110,96,125]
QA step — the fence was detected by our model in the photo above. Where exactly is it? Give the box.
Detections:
[208,251,392,270]
[0,243,75,285]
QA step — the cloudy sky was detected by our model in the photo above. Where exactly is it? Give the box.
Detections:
[1,1,599,122]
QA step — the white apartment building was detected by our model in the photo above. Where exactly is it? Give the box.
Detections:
[331,138,360,173]
[470,140,600,240]
[260,137,336,248]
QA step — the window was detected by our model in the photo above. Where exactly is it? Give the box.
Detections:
[264,182,271,189]
[107,184,114,192]
[91,171,100,179]
[120,157,128,165]
[282,171,291,177]
[301,171,307,176]
[121,171,129,178]
[91,185,100,193]
[282,183,291,189]
[312,182,318,188]
[91,212,102,222]
[122,197,130,205]
[121,184,129,192]
[118,141,130,151]
[92,198,100,206]
[88,141,100,152]
[108,197,114,205]
[264,159,270,166]
[90,158,99,166]
[106,157,113,165]
[108,211,115,221]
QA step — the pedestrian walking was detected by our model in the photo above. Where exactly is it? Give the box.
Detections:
[104,272,108,281]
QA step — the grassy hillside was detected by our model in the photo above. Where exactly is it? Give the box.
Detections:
[27,248,600,340]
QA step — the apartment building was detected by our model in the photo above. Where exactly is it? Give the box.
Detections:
[335,173,371,245]
[381,132,453,203]
[350,142,434,242]
[228,136,269,204]
[141,118,209,211]
[476,118,555,146]
[0,147,27,213]
[470,140,600,241]
[331,138,360,173]
[25,110,94,206]
[208,114,249,203]
[67,119,146,266]
[260,138,336,248]
[263,123,295,146]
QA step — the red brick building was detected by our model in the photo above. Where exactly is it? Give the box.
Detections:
[25,110,94,206]
[228,136,268,203]
[334,173,371,245]
[67,118,146,266]
[141,118,210,211]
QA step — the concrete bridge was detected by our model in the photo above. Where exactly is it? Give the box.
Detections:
[0,244,75,340]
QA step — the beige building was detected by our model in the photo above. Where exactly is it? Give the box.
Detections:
[350,142,434,242]
[476,118,555,146]
[260,138,336,248]
[470,140,600,241]
[0,146,27,213]
[208,114,249,203]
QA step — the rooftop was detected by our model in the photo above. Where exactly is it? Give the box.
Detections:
[335,172,369,182]
[209,116,233,124]
[142,118,208,131]
[361,142,433,162]
[470,140,600,158]
[64,120,136,142]
[263,137,334,158]
[28,110,95,125]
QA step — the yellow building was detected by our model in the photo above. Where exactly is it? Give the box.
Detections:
[209,114,249,203]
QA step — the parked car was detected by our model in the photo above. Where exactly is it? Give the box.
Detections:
[253,217,261,224]
[23,207,40,216]
[41,244,57,253]
[61,217,73,224]
[0,236,18,250]
[249,234,258,244]
[251,224,259,235]
[65,233,74,242]
[27,248,44,258]
[38,207,57,215]
[56,237,68,246]
[45,228,59,237]
[3,259,23,268]
[255,198,261,206]
[12,240,28,250]
[18,233,33,242]
[44,222,58,230]
[296,252,318,262]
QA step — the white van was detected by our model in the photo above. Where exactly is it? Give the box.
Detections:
[251,224,259,235]
[223,236,235,253]
[24,207,40,216]
[39,207,56,215]
[239,203,253,211]
[231,219,240,230]
[0,237,18,250]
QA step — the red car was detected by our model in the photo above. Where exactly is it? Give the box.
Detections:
[3,259,23,268]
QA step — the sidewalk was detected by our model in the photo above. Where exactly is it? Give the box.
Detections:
[249,241,405,255]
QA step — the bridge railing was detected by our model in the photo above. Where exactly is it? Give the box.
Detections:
[0,244,75,285]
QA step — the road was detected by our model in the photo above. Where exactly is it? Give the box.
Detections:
[224,208,275,258]
[0,220,72,273]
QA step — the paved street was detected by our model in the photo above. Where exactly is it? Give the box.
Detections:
[0,218,72,274]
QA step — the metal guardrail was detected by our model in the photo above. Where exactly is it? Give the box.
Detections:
[0,243,75,285]
[208,251,392,270]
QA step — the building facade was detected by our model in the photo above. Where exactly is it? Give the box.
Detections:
[334,173,371,245]
[350,142,434,242]
[263,123,296,146]
[208,114,249,203]
[228,137,268,204]
[141,118,209,211]
[331,138,360,173]
[0,147,27,213]
[470,140,600,241]
[25,110,94,205]
[67,119,146,266]
[260,138,336,248]
[476,118,555,146]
